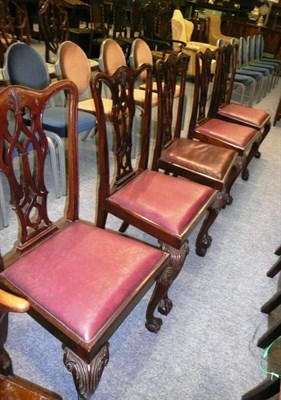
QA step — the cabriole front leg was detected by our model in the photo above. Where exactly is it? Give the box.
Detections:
[145,240,189,333]
[63,343,109,400]
[196,193,221,257]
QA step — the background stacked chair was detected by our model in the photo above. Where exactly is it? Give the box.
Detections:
[233,37,266,104]
[217,38,257,107]
[247,35,277,92]
[239,36,272,99]
[1,41,96,199]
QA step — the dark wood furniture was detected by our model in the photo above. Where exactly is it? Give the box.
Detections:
[0,375,63,399]
[0,80,172,399]
[184,1,241,19]
[241,377,281,400]
[92,60,221,319]
[151,50,238,210]
[241,244,281,399]
[274,95,281,126]
[223,20,281,58]
[209,43,271,156]
[0,289,62,399]
[38,0,91,63]
[188,46,261,182]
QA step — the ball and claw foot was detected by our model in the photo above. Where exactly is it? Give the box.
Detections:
[255,151,261,159]
[196,234,212,257]
[145,317,163,333]
[158,297,173,316]
[225,194,233,206]
[242,168,249,181]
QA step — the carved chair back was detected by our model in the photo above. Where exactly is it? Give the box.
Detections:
[38,0,69,64]
[188,46,221,139]
[152,52,188,170]
[91,63,152,221]
[0,80,78,255]
[208,43,239,118]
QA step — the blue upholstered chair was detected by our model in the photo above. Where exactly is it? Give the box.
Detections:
[0,42,96,227]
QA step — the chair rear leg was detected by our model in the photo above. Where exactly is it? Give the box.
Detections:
[241,141,260,181]
[0,313,13,376]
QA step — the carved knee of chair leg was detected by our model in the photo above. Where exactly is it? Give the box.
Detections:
[63,343,109,400]
[156,241,189,316]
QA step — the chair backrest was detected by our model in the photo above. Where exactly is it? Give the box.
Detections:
[255,33,262,60]
[130,38,153,68]
[38,0,69,64]
[0,80,78,253]
[188,46,221,139]
[56,40,91,98]
[239,36,249,67]
[152,52,189,170]
[2,42,50,89]
[99,38,126,75]
[209,43,239,116]
[171,9,187,46]
[91,63,153,198]
[184,19,194,42]
[208,14,222,45]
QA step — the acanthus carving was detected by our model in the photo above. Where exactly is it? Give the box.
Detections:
[160,241,189,285]
[157,240,189,315]
[63,343,109,400]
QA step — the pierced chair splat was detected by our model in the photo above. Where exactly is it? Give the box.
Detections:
[0,80,172,399]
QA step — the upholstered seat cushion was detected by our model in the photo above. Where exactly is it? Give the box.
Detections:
[41,107,96,137]
[159,138,237,182]
[194,118,259,154]
[0,222,165,343]
[108,169,216,236]
[78,98,113,116]
[218,104,270,128]
[133,89,158,108]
